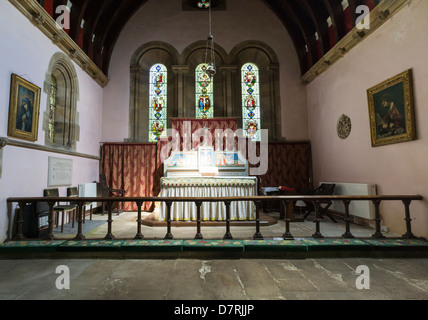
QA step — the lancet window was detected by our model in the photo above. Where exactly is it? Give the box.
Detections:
[149,64,168,142]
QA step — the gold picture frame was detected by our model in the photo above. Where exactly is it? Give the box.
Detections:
[367,69,416,147]
[7,74,41,142]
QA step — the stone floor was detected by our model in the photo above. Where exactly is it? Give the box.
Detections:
[1,211,427,301]
[0,257,427,301]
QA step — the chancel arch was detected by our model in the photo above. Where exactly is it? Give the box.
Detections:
[43,52,80,150]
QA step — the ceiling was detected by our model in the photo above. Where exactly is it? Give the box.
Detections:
[36,0,380,76]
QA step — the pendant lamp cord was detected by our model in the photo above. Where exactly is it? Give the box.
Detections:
[208,0,215,66]
[209,0,212,35]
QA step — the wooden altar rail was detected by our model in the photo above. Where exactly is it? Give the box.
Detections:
[7,195,423,241]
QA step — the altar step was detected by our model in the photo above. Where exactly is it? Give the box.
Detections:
[141,211,277,227]
[1,238,428,259]
[141,214,278,228]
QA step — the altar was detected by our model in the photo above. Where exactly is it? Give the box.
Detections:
[159,125,257,221]
[159,176,256,221]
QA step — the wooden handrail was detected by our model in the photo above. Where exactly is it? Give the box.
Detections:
[6,195,424,203]
[6,194,424,241]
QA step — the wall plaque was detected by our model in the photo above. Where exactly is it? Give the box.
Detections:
[48,156,73,187]
[337,114,352,139]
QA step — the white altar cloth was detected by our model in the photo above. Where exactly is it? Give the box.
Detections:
[159,177,257,221]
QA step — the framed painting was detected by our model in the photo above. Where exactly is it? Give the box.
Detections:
[367,69,416,147]
[7,74,41,142]
[198,146,214,168]
[166,151,198,169]
[215,152,246,167]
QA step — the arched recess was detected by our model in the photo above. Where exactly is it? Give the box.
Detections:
[43,52,80,150]
[129,41,179,142]
[230,41,281,141]
[181,40,228,118]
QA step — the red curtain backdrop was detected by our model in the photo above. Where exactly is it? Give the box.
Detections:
[101,140,312,211]
[101,143,161,211]
[254,142,312,194]
[172,117,238,135]
[172,118,238,150]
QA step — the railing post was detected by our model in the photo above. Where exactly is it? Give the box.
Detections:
[223,200,233,240]
[312,201,324,238]
[104,201,114,240]
[134,200,144,240]
[164,200,173,239]
[74,201,85,240]
[194,200,203,239]
[45,201,56,240]
[341,200,354,239]
[253,200,264,240]
[402,199,416,239]
[371,199,385,239]
[14,201,26,240]
[282,200,294,240]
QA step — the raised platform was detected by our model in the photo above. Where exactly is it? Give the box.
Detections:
[1,238,427,259]
[141,211,277,227]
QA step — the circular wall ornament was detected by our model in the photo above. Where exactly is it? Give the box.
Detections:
[337,114,352,139]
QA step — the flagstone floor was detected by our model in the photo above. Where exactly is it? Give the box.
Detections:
[0,256,427,301]
[2,211,428,301]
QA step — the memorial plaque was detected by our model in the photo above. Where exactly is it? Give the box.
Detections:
[48,157,73,187]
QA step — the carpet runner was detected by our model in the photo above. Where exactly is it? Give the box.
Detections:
[1,238,427,257]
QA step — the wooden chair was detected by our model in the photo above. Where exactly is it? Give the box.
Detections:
[67,186,93,225]
[43,188,78,232]
[302,183,337,222]
[99,173,126,214]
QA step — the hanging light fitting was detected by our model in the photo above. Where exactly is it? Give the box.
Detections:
[204,0,216,78]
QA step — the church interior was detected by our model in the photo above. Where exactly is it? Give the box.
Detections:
[1,0,428,302]
[1,0,428,250]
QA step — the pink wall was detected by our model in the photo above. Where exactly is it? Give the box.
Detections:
[307,0,428,237]
[103,0,308,142]
[0,1,103,241]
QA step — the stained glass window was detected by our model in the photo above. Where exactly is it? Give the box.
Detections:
[48,75,57,142]
[195,63,214,119]
[242,63,260,141]
[149,64,167,142]
[197,0,210,8]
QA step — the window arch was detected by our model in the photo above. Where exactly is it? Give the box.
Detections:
[149,64,168,142]
[241,63,260,141]
[195,63,214,119]
[44,53,80,150]
[48,75,57,142]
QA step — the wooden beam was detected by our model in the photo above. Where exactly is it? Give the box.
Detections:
[301,0,411,84]
[261,0,309,73]
[285,0,318,68]
[300,0,329,57]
